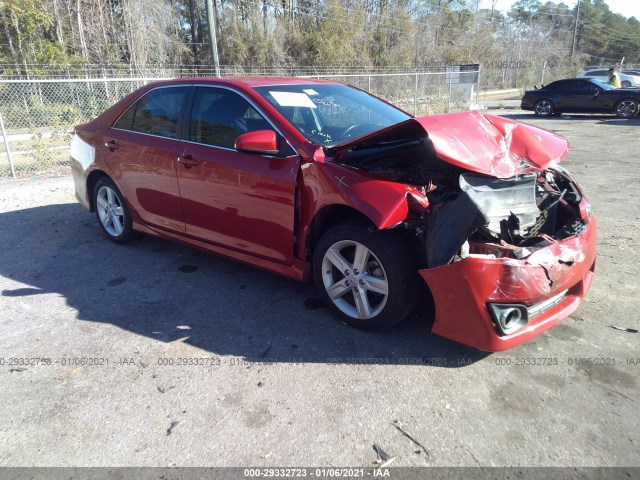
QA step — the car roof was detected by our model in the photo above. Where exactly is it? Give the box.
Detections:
[543,78,597,89]
[551,78,590,84]
[146,76,341,88]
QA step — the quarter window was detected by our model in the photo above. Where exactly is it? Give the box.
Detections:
[113,87,187,139]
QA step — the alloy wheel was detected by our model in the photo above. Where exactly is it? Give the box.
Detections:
[321,240,389,320]
[535,100,552,116]
[616,100,638,118]
[96,185,125,237]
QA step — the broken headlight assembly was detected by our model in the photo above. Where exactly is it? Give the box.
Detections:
[421,166,588,268]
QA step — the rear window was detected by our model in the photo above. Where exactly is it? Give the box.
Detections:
[114,87,188,139]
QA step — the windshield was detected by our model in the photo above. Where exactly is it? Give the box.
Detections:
[591,79,615,90]
[253,84,411,147]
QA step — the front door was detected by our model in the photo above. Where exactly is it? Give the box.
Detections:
[176,86,300,264]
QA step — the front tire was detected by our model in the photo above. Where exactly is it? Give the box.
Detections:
[534,99,554,117]
[615,99,639,118]
[312,223,420,330]
[93,177,134,244]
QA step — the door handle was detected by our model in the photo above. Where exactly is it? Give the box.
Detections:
[177,154,198,168]
[104,140,119,150]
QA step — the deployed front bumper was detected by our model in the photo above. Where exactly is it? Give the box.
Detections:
[419,214,597,352]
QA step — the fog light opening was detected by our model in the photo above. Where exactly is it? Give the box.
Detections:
[488,304,529,335]
[501,308,521,329]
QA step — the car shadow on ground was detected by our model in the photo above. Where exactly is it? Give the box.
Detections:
[498,112,640,125]
[0,203,488,368]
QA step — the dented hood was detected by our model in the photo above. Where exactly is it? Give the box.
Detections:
[329,111,569,179]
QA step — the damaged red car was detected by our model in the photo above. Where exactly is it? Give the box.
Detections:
[70,78,596,351]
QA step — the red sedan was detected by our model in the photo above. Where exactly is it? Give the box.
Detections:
[70,77,596,351]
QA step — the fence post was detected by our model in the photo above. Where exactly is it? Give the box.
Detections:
[448,71,453,113]
[414,71,418,115]
[476,67,481,106]
[0,108,16,178]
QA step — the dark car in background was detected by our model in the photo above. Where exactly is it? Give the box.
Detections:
[521,78,640,118]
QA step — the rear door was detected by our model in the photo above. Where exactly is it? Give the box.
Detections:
[176,86,300,264]
[103,86,188,233]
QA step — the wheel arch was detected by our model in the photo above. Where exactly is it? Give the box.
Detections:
[615,96,638,102]
[304,204,376,262]
[86,170,111,212]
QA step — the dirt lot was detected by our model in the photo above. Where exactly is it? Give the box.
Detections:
[0,111,638,469]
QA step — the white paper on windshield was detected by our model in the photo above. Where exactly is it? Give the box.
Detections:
[270,91,317,108]
[303,88,319,96]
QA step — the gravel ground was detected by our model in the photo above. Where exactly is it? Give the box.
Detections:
[0,111,638,469]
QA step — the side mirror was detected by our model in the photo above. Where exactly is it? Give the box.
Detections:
[235,130,278,155]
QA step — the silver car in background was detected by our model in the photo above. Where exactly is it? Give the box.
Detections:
[576,69,640,87]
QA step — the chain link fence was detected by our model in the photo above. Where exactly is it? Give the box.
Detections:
[301,70,480,116]
[0,78,157,177]
[2,62,636,178]
[0,69,483,178]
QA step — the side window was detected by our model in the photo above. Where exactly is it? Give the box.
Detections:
[574,83,593,94]
[189,87,270,148]
[549,82,565,92]
[576,82,601,94]
[559,81,578,93]
[114,87,187,139]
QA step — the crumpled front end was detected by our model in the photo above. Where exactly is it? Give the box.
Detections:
[326,111,597,351]
[414,162,597,351]
[420,213,596,351]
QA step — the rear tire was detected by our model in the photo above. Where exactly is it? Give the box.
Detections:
[312,223,420,330]
[534,99,554,117]
[93,177,134,244]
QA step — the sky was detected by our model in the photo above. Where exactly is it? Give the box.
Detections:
[477,0,640,19]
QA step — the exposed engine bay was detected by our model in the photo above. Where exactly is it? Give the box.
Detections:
[329,118,587,269]
[419,166,587,268]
